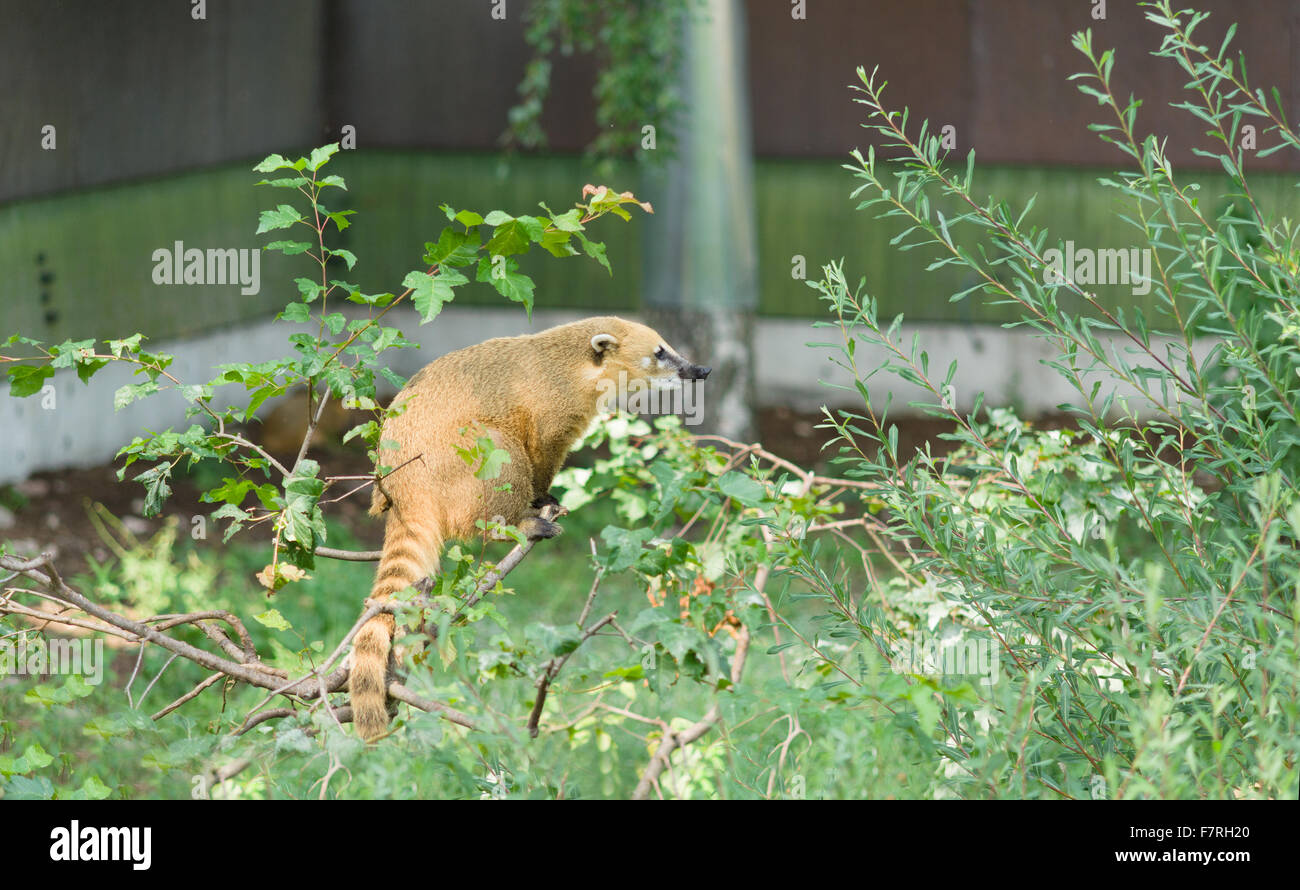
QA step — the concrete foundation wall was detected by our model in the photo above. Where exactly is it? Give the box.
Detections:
[0,309,1211,484]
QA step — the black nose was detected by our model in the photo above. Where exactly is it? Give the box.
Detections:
[690,365,711,380]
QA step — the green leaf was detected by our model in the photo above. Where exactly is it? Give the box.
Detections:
[133,462,173,517]
[475,256,536,316]
[599,525,656,572]
[548,208,584,232]
[295,278,325,302]
[602,663,646,681]
[7,364,53,398]
[256,176,310,188]
[323,312,346,335]
[537,229,578,258]
[264,240,313,255]
[282,460,327,551]
[306,143,340,172]
[108,333,144,357]
[279,302,311,323]
[48,338,95,369]
[19,743,54,770]
[3,776,55,800]
[180,383,211,403]
[113,381,162,411]
[75,357,109,384]
[716,471,766,507]
[658,622,707,665]
[62,674,96,700]
[69,775,113,800]
[476,444,512,480]
[347,290,394,307]
[254,609,292,632]
[256,205,304,234]
[202,478,258,506]
[212,503,252,543]
[576,232,611,275]
[275,728,316,754]
[252,153,298,173]
[486,219,539,257]
[405,268,469,323]
[328,248,358,270]
[423,228,481,267]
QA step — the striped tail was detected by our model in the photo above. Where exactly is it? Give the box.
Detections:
[351,510,442,742]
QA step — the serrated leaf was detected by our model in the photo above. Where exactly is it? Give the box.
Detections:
[405,268,468,323]
[264,240,313,255]
[716,471,766,507]
[252,153,295,173]
[279,302,311,323]
[113,381,161,411]
[256,176,310,188]
[475,256,535,316]
[133,462,173,517]
[71,775,113,800]
[599,525,655,572]
[576,232,611,275]
[423,228,480,267]
[256,205,304,234]
[3,776,54,800]
[254,609,292,632]
[19,743,53,770]
[306,143,340,172]
[7,365,53,398]
[328,248,358,270]
[486,219,534,257]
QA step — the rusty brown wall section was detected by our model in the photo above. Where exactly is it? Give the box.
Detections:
[746,0,1300,166]
[2,0,1297,204]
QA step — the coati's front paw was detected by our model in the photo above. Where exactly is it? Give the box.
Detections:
[530,491,560,510]
[519,516,564,541]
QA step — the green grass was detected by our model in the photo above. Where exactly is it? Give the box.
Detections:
[0,506,795,798]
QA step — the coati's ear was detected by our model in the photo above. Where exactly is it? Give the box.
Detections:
[590,333,619,357]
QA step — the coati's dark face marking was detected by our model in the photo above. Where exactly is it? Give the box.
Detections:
[651,345,712,381]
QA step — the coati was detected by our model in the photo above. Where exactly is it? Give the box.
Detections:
[350,316,710,740]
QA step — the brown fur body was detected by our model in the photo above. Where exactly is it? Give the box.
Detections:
[350,316,709,740]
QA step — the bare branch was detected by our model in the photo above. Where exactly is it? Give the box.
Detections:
[631,624,751,800]
[153,672,225,721]
[315,547,382,562]
[291,384,333,474]
[527,609,617,738]
[387,682,478,730]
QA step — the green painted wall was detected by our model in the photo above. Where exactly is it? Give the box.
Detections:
[756,160,1300,321]
[3,152,1297,346]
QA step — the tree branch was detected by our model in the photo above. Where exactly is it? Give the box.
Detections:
[631,624,750,800]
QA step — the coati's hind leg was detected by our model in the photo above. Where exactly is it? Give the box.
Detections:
[519,502,565,541]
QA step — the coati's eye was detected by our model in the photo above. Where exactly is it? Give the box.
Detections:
[654,347,666,360]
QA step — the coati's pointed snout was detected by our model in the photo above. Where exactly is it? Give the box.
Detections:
[679,364,711,380]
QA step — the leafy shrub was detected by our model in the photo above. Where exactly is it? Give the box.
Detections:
[796,1,1298,798]
[3,2,1295,800]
